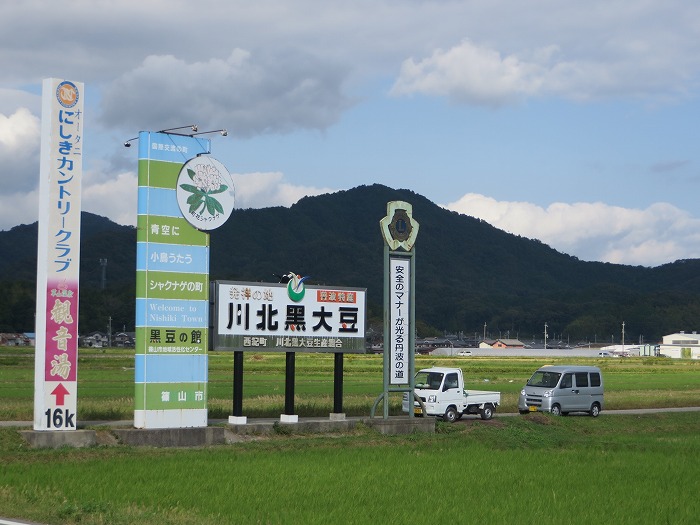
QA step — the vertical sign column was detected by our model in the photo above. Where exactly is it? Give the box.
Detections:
[377,201,419,419]
[134,131,211,428]
[34,78,84,431]
[389,257,410,385]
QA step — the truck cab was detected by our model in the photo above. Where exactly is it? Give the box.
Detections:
[402,367,501,422]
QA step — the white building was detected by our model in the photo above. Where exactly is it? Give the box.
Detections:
[658,331,700,359]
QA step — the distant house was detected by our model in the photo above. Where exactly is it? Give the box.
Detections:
[491,338,525,349]
[113,332,135,348]
[80,331,108,348]
[0,333,31,346]
[417,337,454,349]
[479,339,496,348]
[658,331,700,359]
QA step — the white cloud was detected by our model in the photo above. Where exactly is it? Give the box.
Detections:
[0,107,40,192]
[391,24,700,106]
[391,40,546,106]
[0,189,38,231]
[0,89,40,115]
[232,171,334,209]
[82,171,138,227]
[444,193,700,267]
[99,49,352,136]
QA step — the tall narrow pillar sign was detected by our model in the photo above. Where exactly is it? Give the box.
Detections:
[34,78,84,431]
[135,132,211,429]
[377,200,419,418]
[134,131,234,429]
[389,256,410,384]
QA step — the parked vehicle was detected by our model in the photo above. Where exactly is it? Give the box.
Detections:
[457,350,472,357]
[518,365,604,417]
[402,367,501,421]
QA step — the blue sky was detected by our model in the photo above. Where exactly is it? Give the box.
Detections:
[1,1,699,266]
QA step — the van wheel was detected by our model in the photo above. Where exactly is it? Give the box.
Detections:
[444,406,458,423]
[550,404,562,416]
[480,404,494,420]
[590,403,601,417]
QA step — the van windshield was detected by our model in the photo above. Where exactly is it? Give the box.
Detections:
[414,371,443,390]
[527,370,561,388]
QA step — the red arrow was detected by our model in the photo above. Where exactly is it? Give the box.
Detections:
[51,383,70,406]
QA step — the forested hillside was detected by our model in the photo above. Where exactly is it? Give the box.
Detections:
[2,184,699,342]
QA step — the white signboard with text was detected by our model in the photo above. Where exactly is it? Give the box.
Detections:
[215,280,366,353]
[34,78,84,431]
[389,257,410,385]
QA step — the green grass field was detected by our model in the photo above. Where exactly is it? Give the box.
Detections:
[1,350,699,524]
[1,350,699,420]
[1,413,698,524]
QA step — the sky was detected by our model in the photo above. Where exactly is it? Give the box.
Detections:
[1,0,699,267]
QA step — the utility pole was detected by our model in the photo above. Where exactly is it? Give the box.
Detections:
[622,321,625,353]
[544,322,548,349]
[483,322,487,341]
[108,316,112,347]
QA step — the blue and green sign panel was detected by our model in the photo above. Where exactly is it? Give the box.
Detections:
[135,131,212,428]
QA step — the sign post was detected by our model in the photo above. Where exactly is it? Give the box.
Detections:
[213,279,366,422]
[373,201,419,419]
[34,78,84,431]
[134,130,234,428]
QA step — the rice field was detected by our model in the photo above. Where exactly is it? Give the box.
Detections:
[0,350,698,524]
[0,412,698,524]
[0,349,698,420]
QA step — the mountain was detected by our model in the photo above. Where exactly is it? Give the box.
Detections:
[2,184,699,342]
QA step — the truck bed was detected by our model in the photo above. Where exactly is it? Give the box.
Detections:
[463,389,501,404]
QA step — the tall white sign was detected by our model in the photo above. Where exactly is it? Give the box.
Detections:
[389,257,410,385]
[34,78,84,431]
[377,200,419,418]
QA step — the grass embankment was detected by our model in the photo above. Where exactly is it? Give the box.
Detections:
[1,350,698,420]
[0,412,698,524]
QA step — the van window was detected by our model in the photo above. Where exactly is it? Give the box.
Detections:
[560,373,572,389]
[574,372,589,387]
[527,371,561,388]
[590,373,601,387]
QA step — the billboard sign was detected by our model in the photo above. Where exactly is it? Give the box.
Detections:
[389,256,410,385]
[34,78,84,431]
[135,131,217,429]
[214,279,366,352]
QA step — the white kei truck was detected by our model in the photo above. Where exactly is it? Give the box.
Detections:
[402,367,501,422]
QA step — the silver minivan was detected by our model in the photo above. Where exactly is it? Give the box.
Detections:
[518,365,604,417]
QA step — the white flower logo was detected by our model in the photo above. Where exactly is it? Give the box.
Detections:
[180,162,228,217]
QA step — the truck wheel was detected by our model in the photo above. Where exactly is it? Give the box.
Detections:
[590,403,601,417]
[550,404,562,416]
[519,410,530,415]
[480,404,494,420]
[444,406,458,423]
